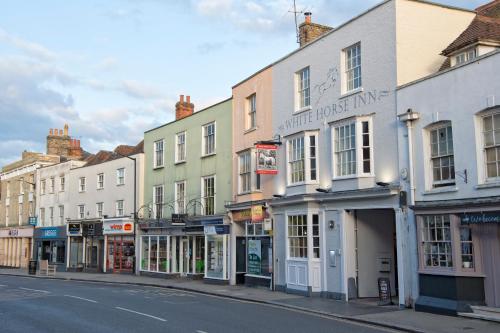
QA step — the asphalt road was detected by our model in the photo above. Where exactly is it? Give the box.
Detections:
[0,275,399,333]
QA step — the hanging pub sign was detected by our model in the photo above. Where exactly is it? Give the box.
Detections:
[256,144,278,175]
[460,211,500,224]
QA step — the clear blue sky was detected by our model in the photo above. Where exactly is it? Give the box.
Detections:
[0,0,483,165]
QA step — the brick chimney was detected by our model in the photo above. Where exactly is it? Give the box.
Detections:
[299,12,333,47]
[175,94,194,120]
[46,124,84,160]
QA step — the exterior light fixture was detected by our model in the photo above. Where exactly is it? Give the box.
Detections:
[273,194,284,198]
[376,181,390,187]
[316,187,331,193]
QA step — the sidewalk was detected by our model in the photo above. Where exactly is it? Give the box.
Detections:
[1,268,499,333]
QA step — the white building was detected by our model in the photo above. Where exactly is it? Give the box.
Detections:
[66,143,144,274]
[397,36,500,316]
[34,159,86,270]
[270,0,476,307]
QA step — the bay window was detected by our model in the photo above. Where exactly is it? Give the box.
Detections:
[287,132,319,185]
[332,117,372,178]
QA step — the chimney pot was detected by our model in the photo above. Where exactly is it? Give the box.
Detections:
[186,95,191,104]
[49,129,53,135]
[60,129,63,136]
[64,124,68,136]
[305,12,312,24]
[180,95,184,103]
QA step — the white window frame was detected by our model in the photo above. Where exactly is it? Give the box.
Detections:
[49,177,55,194]
[97,173,105,190]
[480,111,500,182]
[59,205,64,224]
[454,48,476,66]
[202,122,216,156]
[174,181,186,214]
[247,94,257,130]
[49,207,54,226]
[153,139,165,168]
[153,185,164,219]
[343,42,362,93]
[116,168,125,185]
[59,176,65,192]
[96,202,103,218]
[116,200,124,217]
[286,131,319,186]
[295,67,310,111]
[331,117,373,179]
[239,150,252,194]
[78,205,85,219]
[201,175,216,215]
[175,131,186,163]
[79,177,86,192]
[40,179,46,195]
[427,122,455,188]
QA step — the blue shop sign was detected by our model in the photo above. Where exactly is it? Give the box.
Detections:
[35,226,66,239]
[204,224,230,235]
[460,211,500,224]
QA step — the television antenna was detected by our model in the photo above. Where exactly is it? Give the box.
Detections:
[289,0,305,44]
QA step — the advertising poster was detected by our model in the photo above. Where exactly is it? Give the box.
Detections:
[247,239,261,275]
[256,144,278,175]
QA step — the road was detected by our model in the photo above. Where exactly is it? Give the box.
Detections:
[0,275,400,333]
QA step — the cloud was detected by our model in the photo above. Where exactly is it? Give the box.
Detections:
[119,80,165,100]
[194,0,232,16]
[197,41,226,54]
[95,57,118,71]
[0,27,57,61]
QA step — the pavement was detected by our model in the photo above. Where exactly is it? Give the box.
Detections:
[1,268,499,333]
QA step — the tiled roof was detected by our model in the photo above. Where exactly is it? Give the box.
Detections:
[477,0,500,18]
[441,14,500,55]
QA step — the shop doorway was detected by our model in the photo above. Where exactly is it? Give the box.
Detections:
[354,209,398,299]
[107,236,134,273]
[85,237,103,271]
[180,238,191,275]
[479,224,500,308]
[236,237,246,284]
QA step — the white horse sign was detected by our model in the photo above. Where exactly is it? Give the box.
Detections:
[256,144,278,175]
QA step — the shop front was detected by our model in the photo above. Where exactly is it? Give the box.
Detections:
[66,220,103,272]
[34,226,66,271]
[204,223,230,281]
[229,204,273,287]
[103,218,135,274]
[414,201,500,315]
[0,226,33,268]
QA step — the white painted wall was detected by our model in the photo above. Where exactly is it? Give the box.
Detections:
[67,153,144,220]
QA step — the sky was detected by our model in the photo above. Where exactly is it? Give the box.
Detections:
[0,0,484,166]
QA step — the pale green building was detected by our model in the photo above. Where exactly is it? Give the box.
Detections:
[139,96,232,282]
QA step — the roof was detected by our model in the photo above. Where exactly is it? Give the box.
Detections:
[441,14,500,55]
[477,0,500,17]
[82,140,143,167]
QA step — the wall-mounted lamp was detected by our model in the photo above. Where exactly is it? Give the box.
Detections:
[316,187,331,193]
[376,181,390,187]
[329,220,335,230]
[273,194,284,198]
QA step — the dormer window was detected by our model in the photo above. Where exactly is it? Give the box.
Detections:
[454,48,476,66]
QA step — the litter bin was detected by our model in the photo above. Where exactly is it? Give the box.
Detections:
[28,260,37,275]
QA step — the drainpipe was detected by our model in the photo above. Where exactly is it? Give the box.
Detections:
[398,109,420,206]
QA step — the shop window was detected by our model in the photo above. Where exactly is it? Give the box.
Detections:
[206,235,225,279]
[202,122,216,156]
[69,238,83,268]
[312,214,320,258]
[429,123,455,187]
[288,215,308,258]
[202,176,215,215]
[141,236,149,271]
[421,215,453,268]
[195,236,205,274]
[460,227,474,269]
[246,222,272,277]
[159,236,168,272]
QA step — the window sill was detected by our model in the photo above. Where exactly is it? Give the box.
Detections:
[332,174,373,181]
[153,166,164,170]
[201,153,216,159]
[475,181,500,189]
[175,160,186,165]
[422,186,458,195]
[287,181,319,187]
[340,87,364,99]
[244,127,258,134]
[116,183,125,187]
[293,105,312,115]
[97,188,104,191]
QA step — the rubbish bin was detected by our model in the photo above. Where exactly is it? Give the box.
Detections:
[28,260,37,275]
